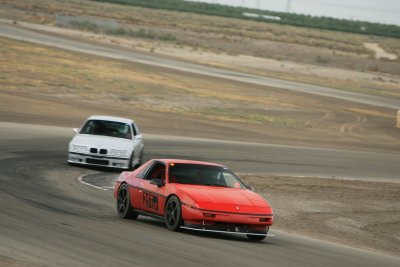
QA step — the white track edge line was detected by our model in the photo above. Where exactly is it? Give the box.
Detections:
[78,174,111,191]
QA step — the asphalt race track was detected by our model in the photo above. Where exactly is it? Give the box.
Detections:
[1,122,400,266]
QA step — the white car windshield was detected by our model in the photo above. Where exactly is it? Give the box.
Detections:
[169,164,246,189]
[80,120,132,139]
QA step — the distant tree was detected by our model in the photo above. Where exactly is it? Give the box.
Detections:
[92,0,400,38]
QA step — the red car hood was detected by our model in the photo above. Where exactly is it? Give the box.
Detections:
[176,185,273,215]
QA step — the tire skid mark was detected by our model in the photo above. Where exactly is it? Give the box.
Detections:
[305,112,334,128]
[340,113,367,137]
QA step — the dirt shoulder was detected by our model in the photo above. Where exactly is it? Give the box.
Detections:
[241,174,400,257]
[1,37,399,152]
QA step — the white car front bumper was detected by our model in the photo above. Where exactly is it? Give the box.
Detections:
[68,152,130,169]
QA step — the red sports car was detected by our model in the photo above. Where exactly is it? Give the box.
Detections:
[114,159,274,240]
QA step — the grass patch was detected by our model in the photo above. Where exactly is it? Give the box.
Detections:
[314,55,330,64]
[68,20,177,41]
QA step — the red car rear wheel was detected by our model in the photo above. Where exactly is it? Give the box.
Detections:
[117,184,138,219]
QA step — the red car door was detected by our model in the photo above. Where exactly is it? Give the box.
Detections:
[127,173,145,211]
[141,162,167,216]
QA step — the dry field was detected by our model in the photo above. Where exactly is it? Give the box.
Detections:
[238,174,400,256]
[241,174,400,257]
[1,37,399,151]
[1,0,400,99]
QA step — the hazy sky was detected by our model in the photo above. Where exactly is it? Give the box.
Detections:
[188,0,400,26]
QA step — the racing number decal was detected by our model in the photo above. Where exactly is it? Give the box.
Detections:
[143,192,159,211]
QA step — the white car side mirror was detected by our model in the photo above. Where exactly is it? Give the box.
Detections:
[73,128,80,134]
[135,134,143,139]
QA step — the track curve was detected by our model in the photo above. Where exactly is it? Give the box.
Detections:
[1,122,399,266]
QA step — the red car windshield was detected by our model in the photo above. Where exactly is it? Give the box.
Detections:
[169,164,246,189]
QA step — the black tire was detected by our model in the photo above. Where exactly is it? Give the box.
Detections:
[128,152,135,171]
[128,150,143,170]
[137,150,144,167]
[117,184,138,219]
[247,234,266,241]
[165,196,182,231]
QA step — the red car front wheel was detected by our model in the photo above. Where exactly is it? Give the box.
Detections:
[165,196,182,231]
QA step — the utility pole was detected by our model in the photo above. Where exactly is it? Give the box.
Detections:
[286,0,292,12]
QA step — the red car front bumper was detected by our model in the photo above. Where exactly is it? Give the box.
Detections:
[181,203,273,235]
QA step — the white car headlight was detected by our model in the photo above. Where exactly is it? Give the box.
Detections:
[110,149,129,157]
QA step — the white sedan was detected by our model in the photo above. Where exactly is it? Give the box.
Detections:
[68,115,144,169]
